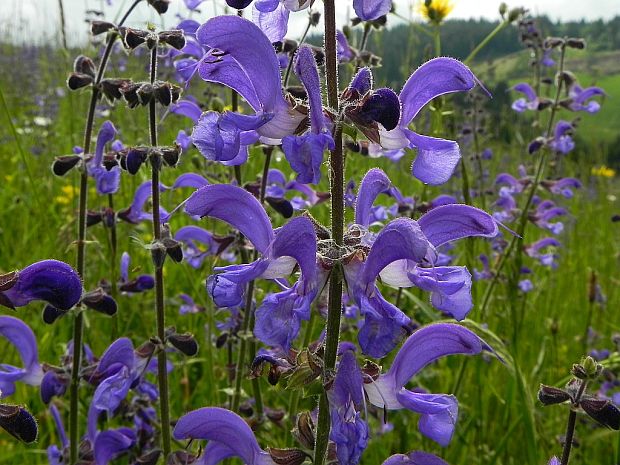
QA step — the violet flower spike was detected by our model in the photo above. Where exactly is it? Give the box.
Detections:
[282,45,335,184]
[173,407,276,465]
[185,184,319,350]
[378,58,483,185]
[364,323,487,446]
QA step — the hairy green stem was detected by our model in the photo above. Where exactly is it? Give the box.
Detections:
[68,3,142,463]
[148,44,172,460]
[314,1,343,463]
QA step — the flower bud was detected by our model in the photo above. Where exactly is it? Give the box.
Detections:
[0,404,38,443]
[543,37,564,49]
[566,38,586,49]
[158,29,186,50]
[508,7,523,22]
[292,412,315,449]
[268,448,309,465]
[90,20,116,36]
[67,73,93,91]
[168,332,199,356]
[81,288,117,316]
[135,449,162,465]
[580,397,620,430]
[147,0,170,14]
[499,2,507,17]
[538,384,571,405]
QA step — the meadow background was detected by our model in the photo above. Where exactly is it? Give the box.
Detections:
[0,1,619,464]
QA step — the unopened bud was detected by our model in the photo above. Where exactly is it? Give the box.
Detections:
[566,38,586,49]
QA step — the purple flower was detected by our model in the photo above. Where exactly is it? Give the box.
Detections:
[549,120,575,154]
[377,58,482,185]
[544,177,581,199]
[345,169,498,357]
[191,15,305,163]
[328,348,368,465]
[282,46,335,184]
[511,82,539,112]
[87,121,121,195]
[174,226,220,268]
[568,84,605,113]
[0,316,44,396]
[518,279,534,293]
[118,181,169,224]
[525,237,560,267]
[185,184,318,350]
[354,0,392,21]
[364,323,487,446]
[382,451,450,465]
[118,252,154,293]
[178,293,204,315]
[0,260,82,311]
[173,407,276,465]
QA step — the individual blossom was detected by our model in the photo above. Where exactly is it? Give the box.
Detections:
[190,16,305,165]
[173,406,276,465]
[337,30,355,63]
[418,0,454,25]
[117,252,154,294]
[0,260,82,311]
[185,184,318,350]
[0,316,44,396]
[524,237,560,267]
[542,177,581,198]
[548,120,575,154]
[362,58,483,185]
[530,199,567,235]
[591,165,616,178]
[510,82,540,113]
[568,84,605,113]
[364,323,488,446]
[174,225,232,269]
[87,120,121,195]
[282,45,335,184]
[343,169,498,357]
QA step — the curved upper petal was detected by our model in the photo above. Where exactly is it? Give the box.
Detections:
[93,120,117,166]
[355,168,391,227]
[196,16,285,112]
[94,428,136,465]
[253,3,290,43]
[170,99,203,122]
[173,407,268,465]
[294,46,324,134]
[185,184,274,254]
[418,204,498,249]
[387,323,484,388]
[399,58,477,126]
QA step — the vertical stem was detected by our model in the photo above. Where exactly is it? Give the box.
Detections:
[315,1,343,464]
[463,20,507,65]
[480,43,567,318]
[149,44,172,460]
[68,4,142,463]
[560,380,587,465]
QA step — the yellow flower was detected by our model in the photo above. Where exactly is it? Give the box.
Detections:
[417,0,454,25]
[591,165,616,178]
[55,185,79,205]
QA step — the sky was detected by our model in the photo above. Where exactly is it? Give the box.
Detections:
[2,0,619,46]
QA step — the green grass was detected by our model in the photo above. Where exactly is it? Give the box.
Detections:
[0,33,619,465]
